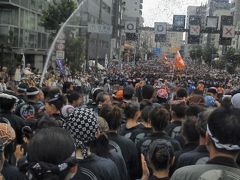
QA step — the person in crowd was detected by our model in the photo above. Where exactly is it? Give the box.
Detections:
[131,105,153,144]
[15,83,28,107]
[175,88,188,100]
[176,109,213,169]
[102,105,140,180]
[231,93,240,109]
[41,92,66,127]
[180,117,199,154]
[119,102,143,140]
[0,139,5,180]
[138,107,181,161]
[0,77,7,92]
[66,91,83,108]
[0,93,25,145]
[91,133,129,180]
[141,85,155,104]
[16,87,44,122]
[143,140,175,180]
[62,82,74,95]
[171,107,240,180]
[165,104,186,140]
[96,92,112,108]
[14,65,22,85]
[155,88,169,104]
[187,95,205,107]
[0,123,25,179]
[123,86,135,104]
[19,127,78,180]
[63,107,121,180]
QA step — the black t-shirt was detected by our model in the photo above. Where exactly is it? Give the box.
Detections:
[176,145,209,169]
[131,127,152,144]
[107,150,129,180]
[165,121,182,139]
[2,161,26,180]
[72,154,120,180]
[148,176,169,180]
[137,132,182,156]
[0,112,25,144]
[107,132,141,180]
[119,123,144,140]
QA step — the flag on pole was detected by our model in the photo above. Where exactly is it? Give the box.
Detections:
[175,51,185,70]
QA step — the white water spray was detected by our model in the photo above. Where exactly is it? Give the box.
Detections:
[40,0,87,87]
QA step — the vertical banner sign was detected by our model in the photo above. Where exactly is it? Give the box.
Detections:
[125,21,137,41]
[154,22,167,42]
[173,15,186,31]
[220,16,234,45]
[188,15,201,44]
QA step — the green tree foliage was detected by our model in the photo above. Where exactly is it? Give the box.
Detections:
[225,47,240,66]
[202,44,218,64]
[189,45,203,63]
[41,0,77,34]
[224,47,240,74]
[65,34,85,74]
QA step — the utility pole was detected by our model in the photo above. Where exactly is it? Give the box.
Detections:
[95,0,103,74]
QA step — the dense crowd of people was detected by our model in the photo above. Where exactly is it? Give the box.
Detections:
[0,60,240,180]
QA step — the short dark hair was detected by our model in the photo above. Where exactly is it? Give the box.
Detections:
[197,109,214,137]
[149,140,174,171]
[208,108,240,154]
[96,92,109,105]
[27,127,76,179]
[176,88,188,99]
[182,117,199,143]
[185,105,203,117]
[67,91,81,104]
[171,104,186,119]
[0,96,16,111]
[141,106,152,123]
[123,86,134,100]
[150,108,170,131]
[47,94,66,111]
[124,103,140,119]
[100,105,122,130]
[142,85,154,100]
[62,82,73,94]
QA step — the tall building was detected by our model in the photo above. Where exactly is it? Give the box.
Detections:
[231,0,240,50]
[111,0,124,60]
[121,0,144,62]
[79,0,113,63]
[206,0,231,49]
[0,0,49,70]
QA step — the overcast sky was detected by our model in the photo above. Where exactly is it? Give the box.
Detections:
[143,0,208,27]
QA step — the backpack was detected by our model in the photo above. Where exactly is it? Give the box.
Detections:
[134,132,147,144]
[170,126,182,139]
[109,140,123,157]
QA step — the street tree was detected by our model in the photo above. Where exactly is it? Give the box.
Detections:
[65,33,85,74]
[189,45,203,63]
[202,44,218,64]
[41,0,77,36]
